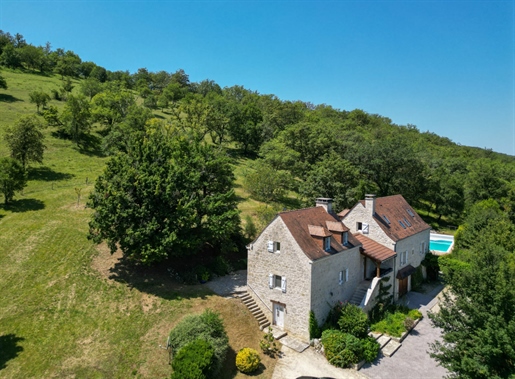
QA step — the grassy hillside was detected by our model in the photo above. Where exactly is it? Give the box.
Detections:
[0,71,276,377]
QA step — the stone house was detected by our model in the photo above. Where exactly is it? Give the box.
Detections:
[246,195,430,342]
[339,194,431,300]
[246,198,397,342]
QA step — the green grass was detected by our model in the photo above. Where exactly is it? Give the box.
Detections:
[0,71,278,378]
[370,306,423,337]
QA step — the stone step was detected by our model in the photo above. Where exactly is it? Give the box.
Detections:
[256,316,267,324]
[382,340,402,357]
[369,331,383,340]
[248,304,259,311]
[259,321,270,330]
[376,335,391,349]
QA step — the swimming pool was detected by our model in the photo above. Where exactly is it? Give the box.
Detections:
[430,240,452,252]
[430,233,454,254]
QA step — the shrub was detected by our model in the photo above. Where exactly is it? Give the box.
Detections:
[408,309,423,320]
[209,256,232,277]
[422,252,440,281]
[169,309,229,377]
[259,327,277,356]
[235,348,261,374]
[323,301,344,330]
[411,265,424,290]
[309,310,321,339]
[171,338,214,379]
[361,336,380,363]
[338,303,369,338]
[321,329,361,368]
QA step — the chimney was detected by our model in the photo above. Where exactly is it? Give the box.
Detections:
[315,198,333,213]
[365,194,375,215]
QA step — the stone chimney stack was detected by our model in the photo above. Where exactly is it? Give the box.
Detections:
[315,198,333,213]
[365,194,376,215]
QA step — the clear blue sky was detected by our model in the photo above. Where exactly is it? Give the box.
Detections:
[1,0,514,155]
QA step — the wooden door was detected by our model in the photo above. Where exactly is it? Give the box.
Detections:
[399,278,408,297]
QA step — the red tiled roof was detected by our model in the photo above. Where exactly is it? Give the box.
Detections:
[326,221,349,233]
[359,195,430,242]
[280,207,361,261]
[355,234,396,263]
[308,225,332,237]
[337,209,350,218]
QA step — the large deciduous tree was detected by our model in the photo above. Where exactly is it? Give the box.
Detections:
[4,115,46,170]
[0,157,27,204]
[88,128,241,265]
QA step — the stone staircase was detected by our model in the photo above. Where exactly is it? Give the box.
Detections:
[369,331,402,357]
[349,281,370,306]
[238,292,271,330]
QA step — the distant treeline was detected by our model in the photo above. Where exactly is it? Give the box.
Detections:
[1,29,514,226]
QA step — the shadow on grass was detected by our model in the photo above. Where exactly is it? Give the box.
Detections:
[28,166,75,182]
[78,133,104,157]
[3,198,45,212]
[0,334,24,370]
[108,254,210,301]
[0,94,22,103]
[220,346,238,379]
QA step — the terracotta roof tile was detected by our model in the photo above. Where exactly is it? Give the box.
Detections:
[308,225,332,237]
[279,207,360,261]
[326,221,348,232]
[371,195,430,241]
[354,234,396,263]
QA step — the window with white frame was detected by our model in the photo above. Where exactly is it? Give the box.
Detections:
[400,251,408,265]
[267,241,281,253]
[269,273,286,293]
[339,268,349,285]
[343,232,348,245]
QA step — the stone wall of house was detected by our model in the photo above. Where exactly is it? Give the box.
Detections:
[342,203,396,250]
[393,229,431,299]
[310,246,362,328]
[247,216,313,341]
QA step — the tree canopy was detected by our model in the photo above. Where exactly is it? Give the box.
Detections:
[4,115,46,170]
[88,126,241,265]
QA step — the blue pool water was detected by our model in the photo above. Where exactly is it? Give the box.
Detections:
[430,240,452,252]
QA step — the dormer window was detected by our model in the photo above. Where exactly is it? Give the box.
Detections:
[324,237,331,251]
[343,232,348,245]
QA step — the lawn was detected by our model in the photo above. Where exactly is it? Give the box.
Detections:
[0,70,277,378]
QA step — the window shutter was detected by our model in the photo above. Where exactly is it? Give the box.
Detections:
[281,277,287,293]
[405,251,409,264]
[363,223,369,234]
[345,268,349,282]
[269,273,273,288]
[267,241,274,253]
[339,271,343,284]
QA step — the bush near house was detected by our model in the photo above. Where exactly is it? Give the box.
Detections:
[321,330,380,368]
[169,309,229,378]
[320,303,380,368]
[235,347,261,374]
[171,339,215,379]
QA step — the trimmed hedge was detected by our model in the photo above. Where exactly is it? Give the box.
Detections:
[171,339,214,379]
[235,347,261,373]
[321,329,379,367]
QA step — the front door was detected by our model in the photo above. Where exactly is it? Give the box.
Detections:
[399,277,408,297]
[273,303,285,328]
